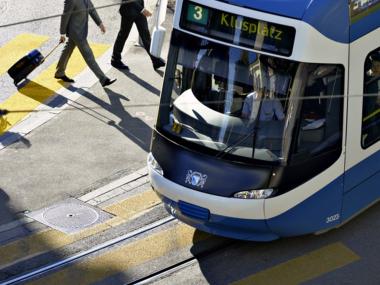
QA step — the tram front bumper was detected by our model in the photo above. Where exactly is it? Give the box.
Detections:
[148,165,279,241]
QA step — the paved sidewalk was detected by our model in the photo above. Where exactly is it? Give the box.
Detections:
[0,166,151,244]
[0,4,173,228]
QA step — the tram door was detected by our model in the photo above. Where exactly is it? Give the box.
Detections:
[343,32,380,220]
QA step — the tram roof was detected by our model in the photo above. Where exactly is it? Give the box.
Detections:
[218,0,318,19]
[218,0,380,43]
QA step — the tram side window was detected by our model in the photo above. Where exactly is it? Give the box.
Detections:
[362,49,380,148]
[295,64,344,157]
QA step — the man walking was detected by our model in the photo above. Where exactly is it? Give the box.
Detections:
[111,0,165,70]
[55,0,116,87]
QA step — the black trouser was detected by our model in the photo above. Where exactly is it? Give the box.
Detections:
[112,13,157,63]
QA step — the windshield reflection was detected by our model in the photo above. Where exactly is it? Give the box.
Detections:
[158,32,343,164]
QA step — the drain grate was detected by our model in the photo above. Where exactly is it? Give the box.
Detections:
[26,198,113,234]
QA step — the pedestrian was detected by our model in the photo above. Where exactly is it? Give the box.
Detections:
[111,0,166,70]
[55,0,116,87]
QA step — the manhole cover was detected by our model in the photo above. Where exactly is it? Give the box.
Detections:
[43,203,99,230]
[26,198,113,234]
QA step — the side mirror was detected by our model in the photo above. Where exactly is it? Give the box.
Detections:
[150,26,166,58]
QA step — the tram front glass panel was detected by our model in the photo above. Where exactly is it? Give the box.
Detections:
[157,31,344,166]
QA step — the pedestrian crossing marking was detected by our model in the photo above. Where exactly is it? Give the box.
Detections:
[0,33,49,76]
[0,189,159,270]
[232,242,360,285]
[28,223,210,285]
[0,41,109,135]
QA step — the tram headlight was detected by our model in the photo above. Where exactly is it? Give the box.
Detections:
[147,153,164,176]
[233,189,274,199]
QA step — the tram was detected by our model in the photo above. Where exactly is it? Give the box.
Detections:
[147,0,380,241]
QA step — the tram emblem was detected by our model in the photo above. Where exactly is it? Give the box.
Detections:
[185,170,207,188]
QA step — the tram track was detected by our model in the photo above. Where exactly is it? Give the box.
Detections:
[129,240,237,285]
[2,212,236,285]
[2,216,175,285]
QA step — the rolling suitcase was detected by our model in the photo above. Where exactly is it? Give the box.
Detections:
[7,43,61,86]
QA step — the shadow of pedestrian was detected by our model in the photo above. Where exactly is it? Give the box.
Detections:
[0,189,13,225]
[65,85,153,153]
[0,112,31,148]
[0,78,71,146]
[155,69,165,78]
[0,131,31,149]
[16,79,68,108]
[118,69,161,96]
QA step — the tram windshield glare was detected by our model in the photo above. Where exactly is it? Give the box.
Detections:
[158,32,344,164]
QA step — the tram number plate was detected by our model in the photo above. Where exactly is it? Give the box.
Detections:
[326,214,340,223]
[187,3,209,26]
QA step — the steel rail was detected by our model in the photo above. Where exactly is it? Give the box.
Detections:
[128,240,237,285]
[2,216,175,285]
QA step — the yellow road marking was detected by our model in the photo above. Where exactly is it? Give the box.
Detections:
[0,189,161,269]
[232,242,360,285]
[0,33,49,76]
[28,223,210,285]
[106,190,161,219]
[0,42,109,135]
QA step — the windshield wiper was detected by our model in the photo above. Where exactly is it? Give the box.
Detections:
[215,122,259,159]
[216,99,265,159]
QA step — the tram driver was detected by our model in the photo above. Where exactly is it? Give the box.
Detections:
[241,90,285,121]
[241,59,285,122]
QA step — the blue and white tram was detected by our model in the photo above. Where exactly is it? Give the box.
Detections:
[147,0,380,241]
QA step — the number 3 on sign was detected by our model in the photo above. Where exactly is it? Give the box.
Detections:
[187,4,208,25]
[193,6,203,20]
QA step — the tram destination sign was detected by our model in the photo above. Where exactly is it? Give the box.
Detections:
[180,0,296,56]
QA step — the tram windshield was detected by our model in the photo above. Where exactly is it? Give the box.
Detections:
[157,32,344,163]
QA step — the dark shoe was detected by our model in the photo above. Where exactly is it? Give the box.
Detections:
[101,78,117,87]
[111,60,129,70]
[153,58,165,70]
[55,75,75,83]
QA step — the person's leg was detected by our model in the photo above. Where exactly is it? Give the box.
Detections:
[112,15,134,62]
[134,14,165,69]
[134,14,151,54]
[76,39,108,84]
[55,38,76,77]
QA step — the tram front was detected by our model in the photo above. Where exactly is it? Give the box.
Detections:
[148,0,348,241]
[148,1,346,241]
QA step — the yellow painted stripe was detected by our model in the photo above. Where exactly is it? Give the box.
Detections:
[28,223,210,285]
[0,33,49,76]
[105,190,161,219]
[232,242,360,285]
[0,190,160,269]
[0,42,109,135]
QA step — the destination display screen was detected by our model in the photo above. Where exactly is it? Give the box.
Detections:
[180,1,296,56]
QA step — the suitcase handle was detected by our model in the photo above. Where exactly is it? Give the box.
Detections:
[42,42,62,62]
